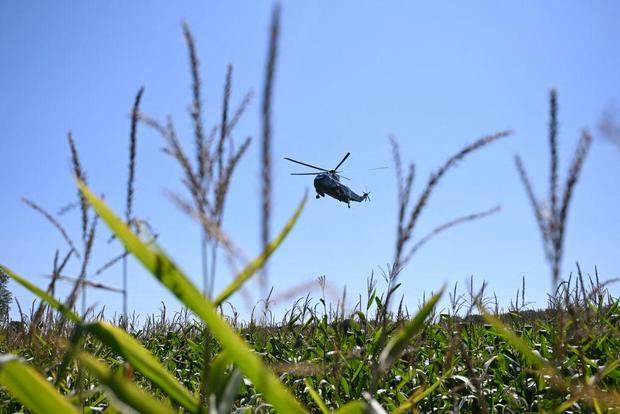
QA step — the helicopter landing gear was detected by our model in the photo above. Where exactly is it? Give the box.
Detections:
[316,194,320,199]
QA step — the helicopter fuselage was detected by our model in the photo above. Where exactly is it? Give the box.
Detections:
[314,172,368,207]
[285,152,370,208]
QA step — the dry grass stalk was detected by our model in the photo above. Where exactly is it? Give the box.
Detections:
[182,21,208,187]
[142,24,253,299]
[208,65,253,296]
[228,91,254,138]
[63,213,98,317]
[515,89,592,288]
[63,136,99,328]
[68,132,89,241]
[217,65,232,181]
[126,87,144,224]
[391,130,512,271]
[515,156,549,246]
[21,134,102,332]
[167,192,248,269]
[402,205,501,265]
[213,138,251,222]
[122,86,144,329]
[370,131,510,392]
[141,35,255,403]
[260,4,280,290]
[30,249,72,337]
[95,227,159,278]
[99,251,130,277]
[56,201,79,216]
[43,274,124,294]
[549,89,559,226]
[599,105,620,150]
[21,197,79,258]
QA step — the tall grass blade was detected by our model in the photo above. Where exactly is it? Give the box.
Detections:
[378,287,444,371]
[0,355,79,414]
[207,350,233,399]
[333,400,367,413]
[214,192,307,307]
[304,378,329,414]
[217,368,243,414]
[392,375,445,413]
[85,321,200,412]
[77,352,177,414]
[2,265,200,412]
[0,265,80,323]
[207,351,233,401]
[480,310,547,369]
[78,180,308,414]
[411,376,444,404]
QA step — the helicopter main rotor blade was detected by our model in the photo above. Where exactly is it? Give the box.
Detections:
[340,166,389,173]
[284,157,328,172]
[291,172,321,176]
[333,152,351,171]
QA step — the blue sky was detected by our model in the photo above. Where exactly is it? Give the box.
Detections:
[1,2,619,322]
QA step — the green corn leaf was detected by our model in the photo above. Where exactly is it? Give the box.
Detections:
[1,265,199,412]
[78,352,177,414]
[480,310,547,369]
[78,180,308,414]
[411,375,444,403]
[334,400,367,413]
[0,354,79,414]
[304,378,329,414]
[214,192,307,307]
[378,287,444,371]
[553,396,580,414]
[595,358,620,383]
[85,321,199,413]
[217,368,243,414]
[393,370,448,414]
[391,374,444,414]
[0,265,80,323]
[208,350,233,400]
[0,265,86,390]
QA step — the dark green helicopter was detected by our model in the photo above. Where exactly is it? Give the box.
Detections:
[285,152,370,208]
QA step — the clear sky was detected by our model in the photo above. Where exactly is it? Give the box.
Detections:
[1,2,619,322]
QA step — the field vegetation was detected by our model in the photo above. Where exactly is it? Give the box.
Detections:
[1,6,618,414]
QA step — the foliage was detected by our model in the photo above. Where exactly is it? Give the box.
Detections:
[0,5,613,414]
[0,270,10,326]
[1,263,619,412]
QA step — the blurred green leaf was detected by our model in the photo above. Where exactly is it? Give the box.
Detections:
[480,310,547,369]
[85,321,199,412]
[304,378,329,414]
[217,368,243,414]
[334,400,367,413]
[77,352,177,414]
[0,265,80,323]
[0,355,79,414]
[78,180,308,414]
[1,265,199,412]
[208,351,233,400]
[379,287,444,371]
[214,192,307,307]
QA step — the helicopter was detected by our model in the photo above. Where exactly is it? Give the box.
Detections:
[284,152,370,208]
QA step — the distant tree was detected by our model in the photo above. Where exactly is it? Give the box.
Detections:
[0,270,11,325]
